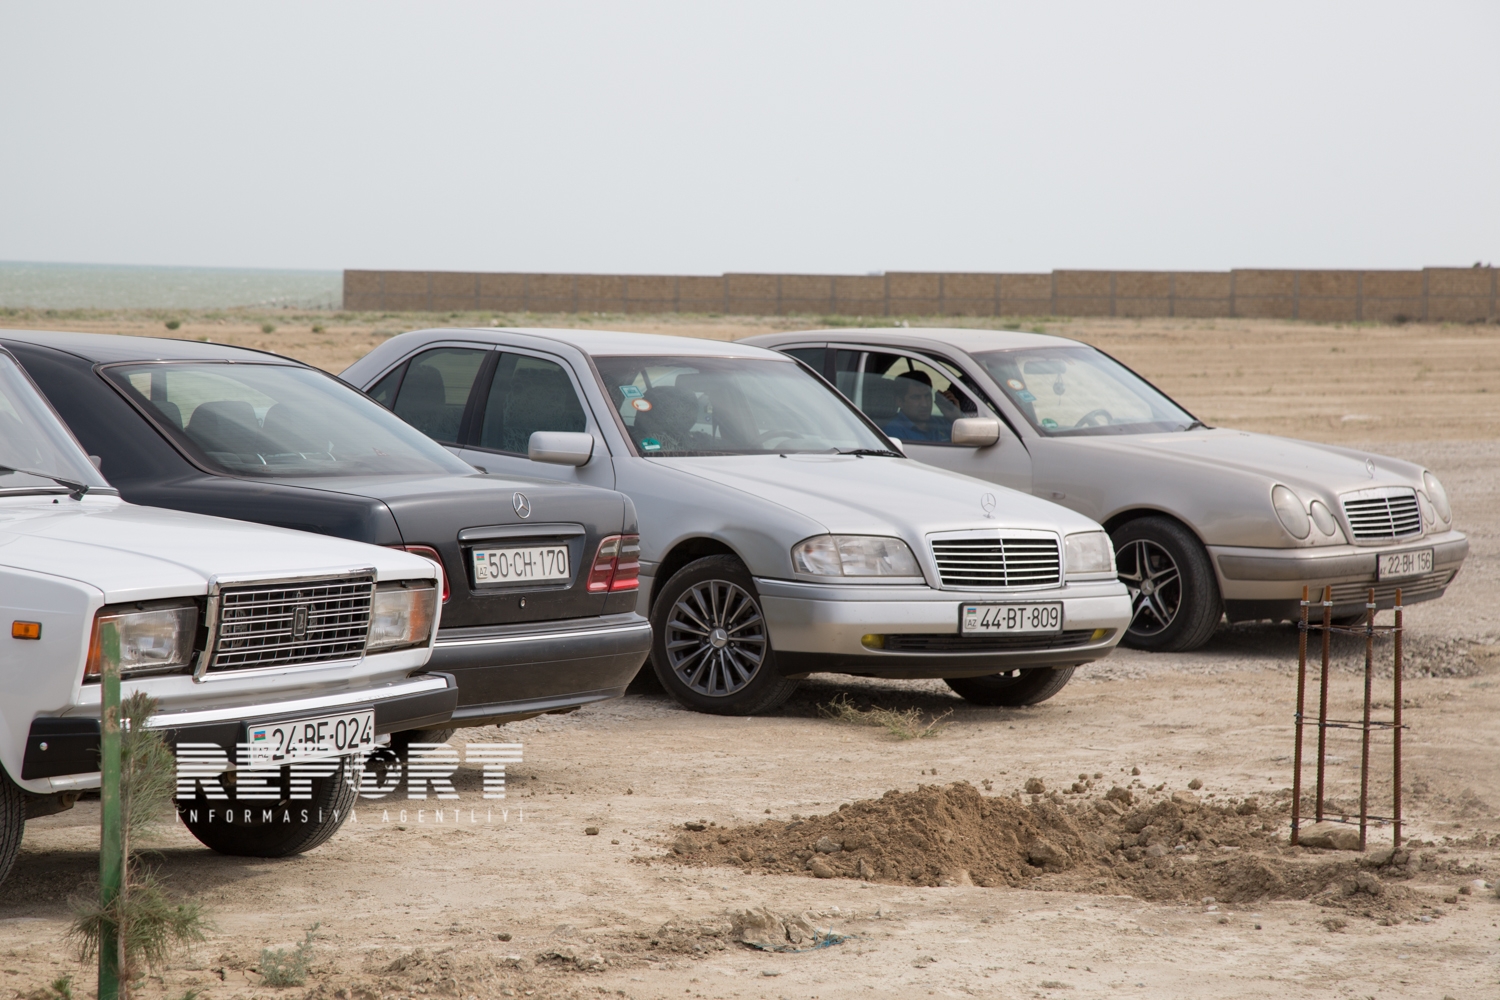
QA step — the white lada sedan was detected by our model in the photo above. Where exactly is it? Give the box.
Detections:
[342,328,1132,715]
[742,327,1470,651]
[0,348,448,885]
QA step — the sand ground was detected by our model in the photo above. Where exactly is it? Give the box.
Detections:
[2,311,1498,999]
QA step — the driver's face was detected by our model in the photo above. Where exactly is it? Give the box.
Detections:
[898,383,933,423]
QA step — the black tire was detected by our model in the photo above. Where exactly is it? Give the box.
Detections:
[650,555,799,715]
[0,773,23,887]
[1111,516,1222,652]
[178,754,358,858]
[945,666,1075,706]
[390,728,457,758]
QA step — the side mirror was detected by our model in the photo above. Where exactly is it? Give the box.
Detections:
[886,437,904,454]
[951,417,1002,448]
[528,431,594,467]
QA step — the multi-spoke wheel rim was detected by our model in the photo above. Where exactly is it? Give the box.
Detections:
[664,579,767,697]
[1116,539,1182,637]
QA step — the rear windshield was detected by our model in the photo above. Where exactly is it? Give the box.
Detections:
[591,355,890,457]
[106,362,477,478]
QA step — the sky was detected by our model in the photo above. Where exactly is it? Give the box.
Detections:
[1,2,1496,275]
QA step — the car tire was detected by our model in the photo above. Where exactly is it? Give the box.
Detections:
[390,728,457,758]
[179,755,358,858]
[1111,517,1222,652]
[944,666,1075,706]
[0,773,23,887]
[650,555,799,715]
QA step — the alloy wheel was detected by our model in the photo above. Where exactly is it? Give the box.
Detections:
[1116,538,1182,637]
[664,579,768,697]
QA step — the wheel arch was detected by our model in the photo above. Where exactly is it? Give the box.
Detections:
[648,537,744,612]
[1101,507,1207,548]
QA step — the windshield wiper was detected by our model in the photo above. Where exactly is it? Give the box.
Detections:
[0,465,90,500]
[835,448,903,458]
[1183,420,1210,432]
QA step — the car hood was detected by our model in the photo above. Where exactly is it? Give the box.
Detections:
[1055,429,1425,495]
[650,453,1104,537]
[0,496,434,603]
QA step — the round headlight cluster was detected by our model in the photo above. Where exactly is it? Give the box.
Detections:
[1308,499,1339,536]
[1271,485,1310,539]
[1422,471,1451,523]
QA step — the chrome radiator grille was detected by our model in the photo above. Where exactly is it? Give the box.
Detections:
[1341,489,1422,541]
[210,577,373,670]
[930,537,1061,589]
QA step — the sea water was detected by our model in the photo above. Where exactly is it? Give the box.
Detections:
[0,261,342,310]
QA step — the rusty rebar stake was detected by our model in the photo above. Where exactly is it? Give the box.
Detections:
[1393,589,1404,846]
[1291,586,1310,845]
[1314,585,1332,822]
[1359,588,1376,851]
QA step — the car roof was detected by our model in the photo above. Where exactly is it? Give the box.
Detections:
[0,329,303,366]
[748,327,1086,353]
[416,327,786,359]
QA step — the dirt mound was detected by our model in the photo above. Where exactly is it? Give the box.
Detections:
[659,781,1438,912]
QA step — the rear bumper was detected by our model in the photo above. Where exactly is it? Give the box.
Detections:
[19,673,458,794]
[755,577,1131,678]
[1212,531,1468,622]
[429,613,652,726]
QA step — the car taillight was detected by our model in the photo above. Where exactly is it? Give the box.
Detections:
[390,544,449,603]
[587,534,640,593]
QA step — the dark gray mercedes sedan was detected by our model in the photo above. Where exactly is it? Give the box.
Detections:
[1,331,652,739]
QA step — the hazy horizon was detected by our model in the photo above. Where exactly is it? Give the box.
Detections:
[2,3,1496,276]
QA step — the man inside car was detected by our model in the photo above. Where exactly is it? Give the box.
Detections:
[882,370,951,443]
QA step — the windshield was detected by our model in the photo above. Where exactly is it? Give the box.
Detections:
[592,356,892,457]
[0,354,112,495]
[106,362,478,478]
[973,346,1198,436]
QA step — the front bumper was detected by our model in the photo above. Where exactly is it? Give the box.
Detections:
[20,672,458,794]
[755,577,1132,679]
[429,613,653,726]
[1212,530,1468,622]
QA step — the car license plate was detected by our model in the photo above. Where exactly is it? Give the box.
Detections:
[1378,548,1432,580]
[244,709,374,767]
[472,544,571,584]
[960,603,1063,634]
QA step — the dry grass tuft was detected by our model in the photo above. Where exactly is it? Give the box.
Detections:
[818,694,950,740]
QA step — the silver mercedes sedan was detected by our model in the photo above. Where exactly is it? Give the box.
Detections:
[740,328,1469,651]
[342,328,1132,715]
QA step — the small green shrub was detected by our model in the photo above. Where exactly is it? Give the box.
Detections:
[24,974,73,1000]
[164,320,181,331]
[260,322,276,334]
[257,923,319,987]
[311,323,326,334]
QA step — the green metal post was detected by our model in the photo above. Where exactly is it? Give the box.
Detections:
[98,622,122,1000]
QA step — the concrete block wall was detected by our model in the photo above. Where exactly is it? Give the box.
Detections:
[344,267,1500,322]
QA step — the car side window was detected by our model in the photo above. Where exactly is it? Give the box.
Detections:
[834,350,977,445]
[367,364,405,408]
[391,348,487,444]
[475,353,588,455]
[782,347,826,376]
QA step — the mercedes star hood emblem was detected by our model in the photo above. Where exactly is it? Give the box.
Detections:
[513,492,531,518]
[980,492,996,518]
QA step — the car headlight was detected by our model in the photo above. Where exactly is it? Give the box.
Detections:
[1308,499,1339,536]
[86,602,198,679]
[1271,485,1310,539]
[792,535,922,578]
[1423,471,1451,523]
[1064,531,1115,576]
[368,582,439,651]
